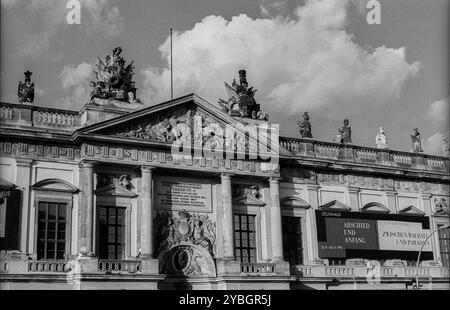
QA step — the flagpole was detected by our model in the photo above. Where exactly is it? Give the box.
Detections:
[170,28,173,100]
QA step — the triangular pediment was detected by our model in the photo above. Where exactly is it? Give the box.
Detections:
[319,200,351,211]
[233,194,266,206]
[95,183,137,197]
[75,94,288,157]
[398,205,425,216]
[0,178,15,189]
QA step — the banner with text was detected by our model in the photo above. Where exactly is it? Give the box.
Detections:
[377,220,432,252]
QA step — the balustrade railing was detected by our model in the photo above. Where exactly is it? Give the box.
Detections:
[240,263,276,274]
[28,261,74,273]
[278,137,448,173]
[97,260,142,273]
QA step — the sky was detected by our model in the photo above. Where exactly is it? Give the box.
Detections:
[1,0,449,155]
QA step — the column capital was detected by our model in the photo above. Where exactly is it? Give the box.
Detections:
[348,187,360,194]
[78,160,97,169]
[269,176,282,183]
[15,158,34,166]
[220,173,234,180]
[141,165,157,173]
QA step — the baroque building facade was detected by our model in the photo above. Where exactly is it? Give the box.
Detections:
[0,62,449,290]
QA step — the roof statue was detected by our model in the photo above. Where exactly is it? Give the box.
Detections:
[298,112,312,138]
[218,70,269,121]
[335,119,352,144]
[442,136,450,157]
[375,126,388,149]
[17,70,34,103]
[90,47,141,105]
[410,128,423,153]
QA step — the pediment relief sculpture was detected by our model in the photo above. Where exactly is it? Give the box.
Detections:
[232,184,262,200]
[96,174,132,190]
[433,197,449,216]
[109,106,253,154]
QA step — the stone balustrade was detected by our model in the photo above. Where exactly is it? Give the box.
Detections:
[293,265,450,279]
[240,263,276,275]
[98,260,142,273]
[35,110,76,126]
[0,106,13,119]
[0,102,80,129]
[279,137,449,173]
[27,260,75,273]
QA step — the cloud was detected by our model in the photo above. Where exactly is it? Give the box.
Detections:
[57,62,93,109]
[5,0,124,57]
[423,132,446,156]
[428,98,449,124]
[141,0,419,118]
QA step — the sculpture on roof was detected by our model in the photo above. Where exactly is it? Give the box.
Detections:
[90,47,141,104]
[375,126,388,149]
[17,70,34,103]
[298,112,312,138]
[335,119,352,144]
[442,136,449,157]
[410,128,423,153]
[218,70,269,121]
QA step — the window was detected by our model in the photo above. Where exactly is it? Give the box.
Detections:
[37,202,67,260]
[98,206,125,259]
[438,225,450,267]
[282,216,303,267]
[234,214,256,263]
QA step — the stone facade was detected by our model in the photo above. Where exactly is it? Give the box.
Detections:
[0,94,449,290]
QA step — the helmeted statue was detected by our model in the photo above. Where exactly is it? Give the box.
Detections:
[218,70,269,121]
[90,47,141,104]
[298,112,312,138]
[410,128,423,153]
[375,126,388,149]
[17,71,34,103]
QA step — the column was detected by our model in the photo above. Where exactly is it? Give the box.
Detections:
[79,161,95,256]
[141,166,156,259]
[221,173,234,260]
[305,184,320,261]
[269,177,283,261]
[15,158,33,254]
[347,187,360,211]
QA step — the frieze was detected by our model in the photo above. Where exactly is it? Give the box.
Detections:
[80,143,272,175]
[282,168,449,194]
[0,142,80,160]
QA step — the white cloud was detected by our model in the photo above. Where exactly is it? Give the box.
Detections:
[141,0,419,117]
[423,132,447,156]
[57,62,93,108]
[428,98,449,124]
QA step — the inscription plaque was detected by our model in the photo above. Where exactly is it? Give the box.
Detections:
[155,176,212,212]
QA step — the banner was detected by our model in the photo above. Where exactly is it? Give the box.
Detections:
[318,216,378,257]
[377,220,432,252]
